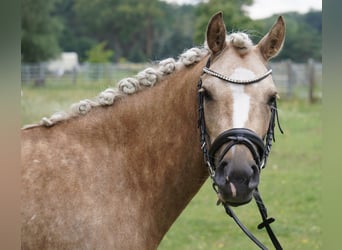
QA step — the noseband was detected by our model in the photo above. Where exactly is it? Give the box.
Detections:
[197,58,283,249]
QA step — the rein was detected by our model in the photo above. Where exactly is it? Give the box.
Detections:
[197,58,283,249]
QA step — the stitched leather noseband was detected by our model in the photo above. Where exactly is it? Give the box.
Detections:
[209,128,265,169]
[197,57,283,250]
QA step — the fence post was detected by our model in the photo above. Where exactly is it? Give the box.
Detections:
[307,58,315,103]
[286,59,294,98]
[72,68,77,85]
[34,63,45,86]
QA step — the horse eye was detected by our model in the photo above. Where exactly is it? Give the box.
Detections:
[203,89,214,101]
[267,94,277,106]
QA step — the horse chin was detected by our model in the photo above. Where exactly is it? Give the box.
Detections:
[226,197,253,207]
[217,192,253,207]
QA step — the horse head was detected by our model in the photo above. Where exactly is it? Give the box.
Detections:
[200,12,285,206]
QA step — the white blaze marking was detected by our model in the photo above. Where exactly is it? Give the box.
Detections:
[229,68,256,128]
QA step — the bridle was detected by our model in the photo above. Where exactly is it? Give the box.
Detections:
[197,57,283,249]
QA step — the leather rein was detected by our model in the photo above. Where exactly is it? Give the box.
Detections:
[197,58,283,249]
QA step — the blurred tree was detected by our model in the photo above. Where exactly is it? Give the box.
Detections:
[304,11,322,33]
[85,41,114,63]
[21,0,63,62]
[22,0,321,64]
[153,3,195,60]
[74,0,162,62]
[194,0,261,44]
[54,0,97,62]
[260,11,321,62]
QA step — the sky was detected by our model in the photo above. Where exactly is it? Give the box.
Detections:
[162,0,322,19]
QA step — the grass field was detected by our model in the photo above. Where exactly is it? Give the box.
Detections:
[159,100,321,250]
[21,79,321,249]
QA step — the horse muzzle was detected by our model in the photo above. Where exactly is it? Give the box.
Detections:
[209,128,265,207]
[213,150,260,206]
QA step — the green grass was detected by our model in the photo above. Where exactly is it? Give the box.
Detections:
[159,100,321,250]
[21,80,321,249]
[22,81,107,125]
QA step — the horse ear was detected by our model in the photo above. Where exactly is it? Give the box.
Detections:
[206,12,227,55]
[257,16,286,61]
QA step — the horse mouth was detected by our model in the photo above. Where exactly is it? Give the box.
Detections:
[216,186,254,207]
[212,159,260,207]
[223,196,253,207]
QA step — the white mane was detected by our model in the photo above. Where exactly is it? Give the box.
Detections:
[22,32,253,129]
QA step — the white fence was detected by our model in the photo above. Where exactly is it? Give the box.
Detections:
[21,60,322,100]
[269,60,322,101]
[21,63,146,86]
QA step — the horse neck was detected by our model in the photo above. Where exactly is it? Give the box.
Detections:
[102,59,209,246]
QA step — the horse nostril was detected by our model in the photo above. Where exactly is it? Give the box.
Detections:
[225,175,246,184]
[219,161,259,188]
[219,160,228,169]
[251,165,259,175]
[227,165,258,186]
[248,165,260,189]
[235,176,247,184]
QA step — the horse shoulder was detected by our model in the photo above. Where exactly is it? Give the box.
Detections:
[21,121,128,248]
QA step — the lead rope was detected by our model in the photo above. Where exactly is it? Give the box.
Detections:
[216,188,283,250]
[253,189,283,250]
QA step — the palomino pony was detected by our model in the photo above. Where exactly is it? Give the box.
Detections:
[22,12,285,249]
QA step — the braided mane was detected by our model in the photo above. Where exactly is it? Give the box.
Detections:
[22,32,253,129]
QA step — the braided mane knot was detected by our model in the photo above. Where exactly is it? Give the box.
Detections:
[98,88,117,105]
[71,99,97,115]
[179,48,207,66]
[40,111,68,127]
[159,58,176,75]
[227,33,253,55]
[136,67,159,87]
[22,46,211,129]
[118,77,140,94]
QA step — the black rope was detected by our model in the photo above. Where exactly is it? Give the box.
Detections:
[222,202,268,250]
[254,189,283,250]
[219,190,283,250]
